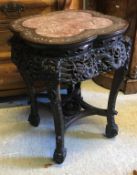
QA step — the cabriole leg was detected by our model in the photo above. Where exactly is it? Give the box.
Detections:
[106,65,126,138]
[20,71,40,127]
[48,84,66,164]
[28,86,40,127]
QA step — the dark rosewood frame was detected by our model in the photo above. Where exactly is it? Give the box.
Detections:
[10,28,131,164]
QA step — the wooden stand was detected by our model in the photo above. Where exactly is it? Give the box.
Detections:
[10,10,129,163]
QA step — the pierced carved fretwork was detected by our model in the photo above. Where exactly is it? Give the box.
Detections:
[11,35,131,85]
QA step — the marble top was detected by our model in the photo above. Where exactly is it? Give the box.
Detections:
[10,10,128,45]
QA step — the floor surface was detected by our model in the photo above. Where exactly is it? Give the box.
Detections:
[0,80,137,175]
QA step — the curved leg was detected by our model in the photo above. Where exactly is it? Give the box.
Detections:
[105,66,126,138]
[48,84,66,164]
[20,70,40,127]
[28,86,40,127]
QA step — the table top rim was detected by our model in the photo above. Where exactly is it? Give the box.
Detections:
[10,10,128,45]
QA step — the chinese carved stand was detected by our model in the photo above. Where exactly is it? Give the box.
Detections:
[10,10,131,164]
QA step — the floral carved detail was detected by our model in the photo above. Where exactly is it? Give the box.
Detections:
[10,35,131,85]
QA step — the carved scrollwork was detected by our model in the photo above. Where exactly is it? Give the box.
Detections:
[10,35,131,85]
[93,36,130,71]
[58,36,131,84]
[42,59,56,73]
[59,52,99,83]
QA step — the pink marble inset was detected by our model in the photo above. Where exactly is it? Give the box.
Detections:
[22,11,113,38]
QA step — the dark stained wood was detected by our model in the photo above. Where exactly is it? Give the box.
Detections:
[96,0,128,18]
[89,0,137,94]
[0,0,71,97]
[10,10,129,162]
[129,32,137,78]
[85,0,96,10]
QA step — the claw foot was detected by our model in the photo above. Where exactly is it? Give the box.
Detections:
[53,148,67,164]
[105,124,118,138]
[28,113,40,127]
